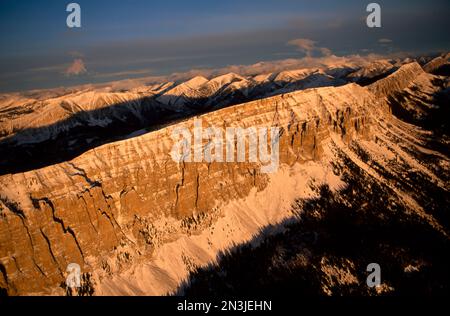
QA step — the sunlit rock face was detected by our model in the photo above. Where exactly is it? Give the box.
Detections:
[0,56,449,296]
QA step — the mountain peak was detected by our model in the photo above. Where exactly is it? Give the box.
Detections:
[185,75,209,88]
[368,61,425,98]
[207,72,245,87]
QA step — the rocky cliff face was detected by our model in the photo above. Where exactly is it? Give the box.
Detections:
[368,62,425,98]
[422,53,450,74]
[370,61,450,127]
[0,82,375,295]
[0,67,349,175]
[0,61,448,296]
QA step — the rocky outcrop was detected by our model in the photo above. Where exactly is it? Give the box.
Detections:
[0,83,376,295]
[423,53,450,74]
[369,62,450,125]
[368,62,425,98]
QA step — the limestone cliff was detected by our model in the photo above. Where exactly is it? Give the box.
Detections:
[0,62,448,296]
[0,83,375,295]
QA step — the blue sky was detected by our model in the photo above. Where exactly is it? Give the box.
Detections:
[0,0,449,92]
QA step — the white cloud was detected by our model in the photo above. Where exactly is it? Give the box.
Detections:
[287,38,332,57]
[288,38,316,52]
[24,51,408,94]
[319,47,332,57]
[166,53,387,80]
[65,59,87,76]
[378,38,393,44]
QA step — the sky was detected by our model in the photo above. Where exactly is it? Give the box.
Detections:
[0,0,449,92]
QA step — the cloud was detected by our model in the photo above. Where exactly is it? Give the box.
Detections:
[65,59,87,76]
[287,38,332,57]
[287,39,316,55]
[319,47,332,57]
[9,50,411,94]
[378,38,393,44]
[165,53,388,81]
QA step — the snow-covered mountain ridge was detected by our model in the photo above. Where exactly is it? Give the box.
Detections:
[0,54,449,295]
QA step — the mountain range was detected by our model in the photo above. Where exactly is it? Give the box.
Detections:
[0,52,449,296]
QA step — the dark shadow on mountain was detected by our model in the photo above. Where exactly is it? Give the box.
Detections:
[387,77,450,142]
[174,147,450,296]
[432,64,450,76]
[351,67,398,86]
[0,96,180,175]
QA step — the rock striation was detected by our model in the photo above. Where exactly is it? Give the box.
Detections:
[0,61,448,296]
